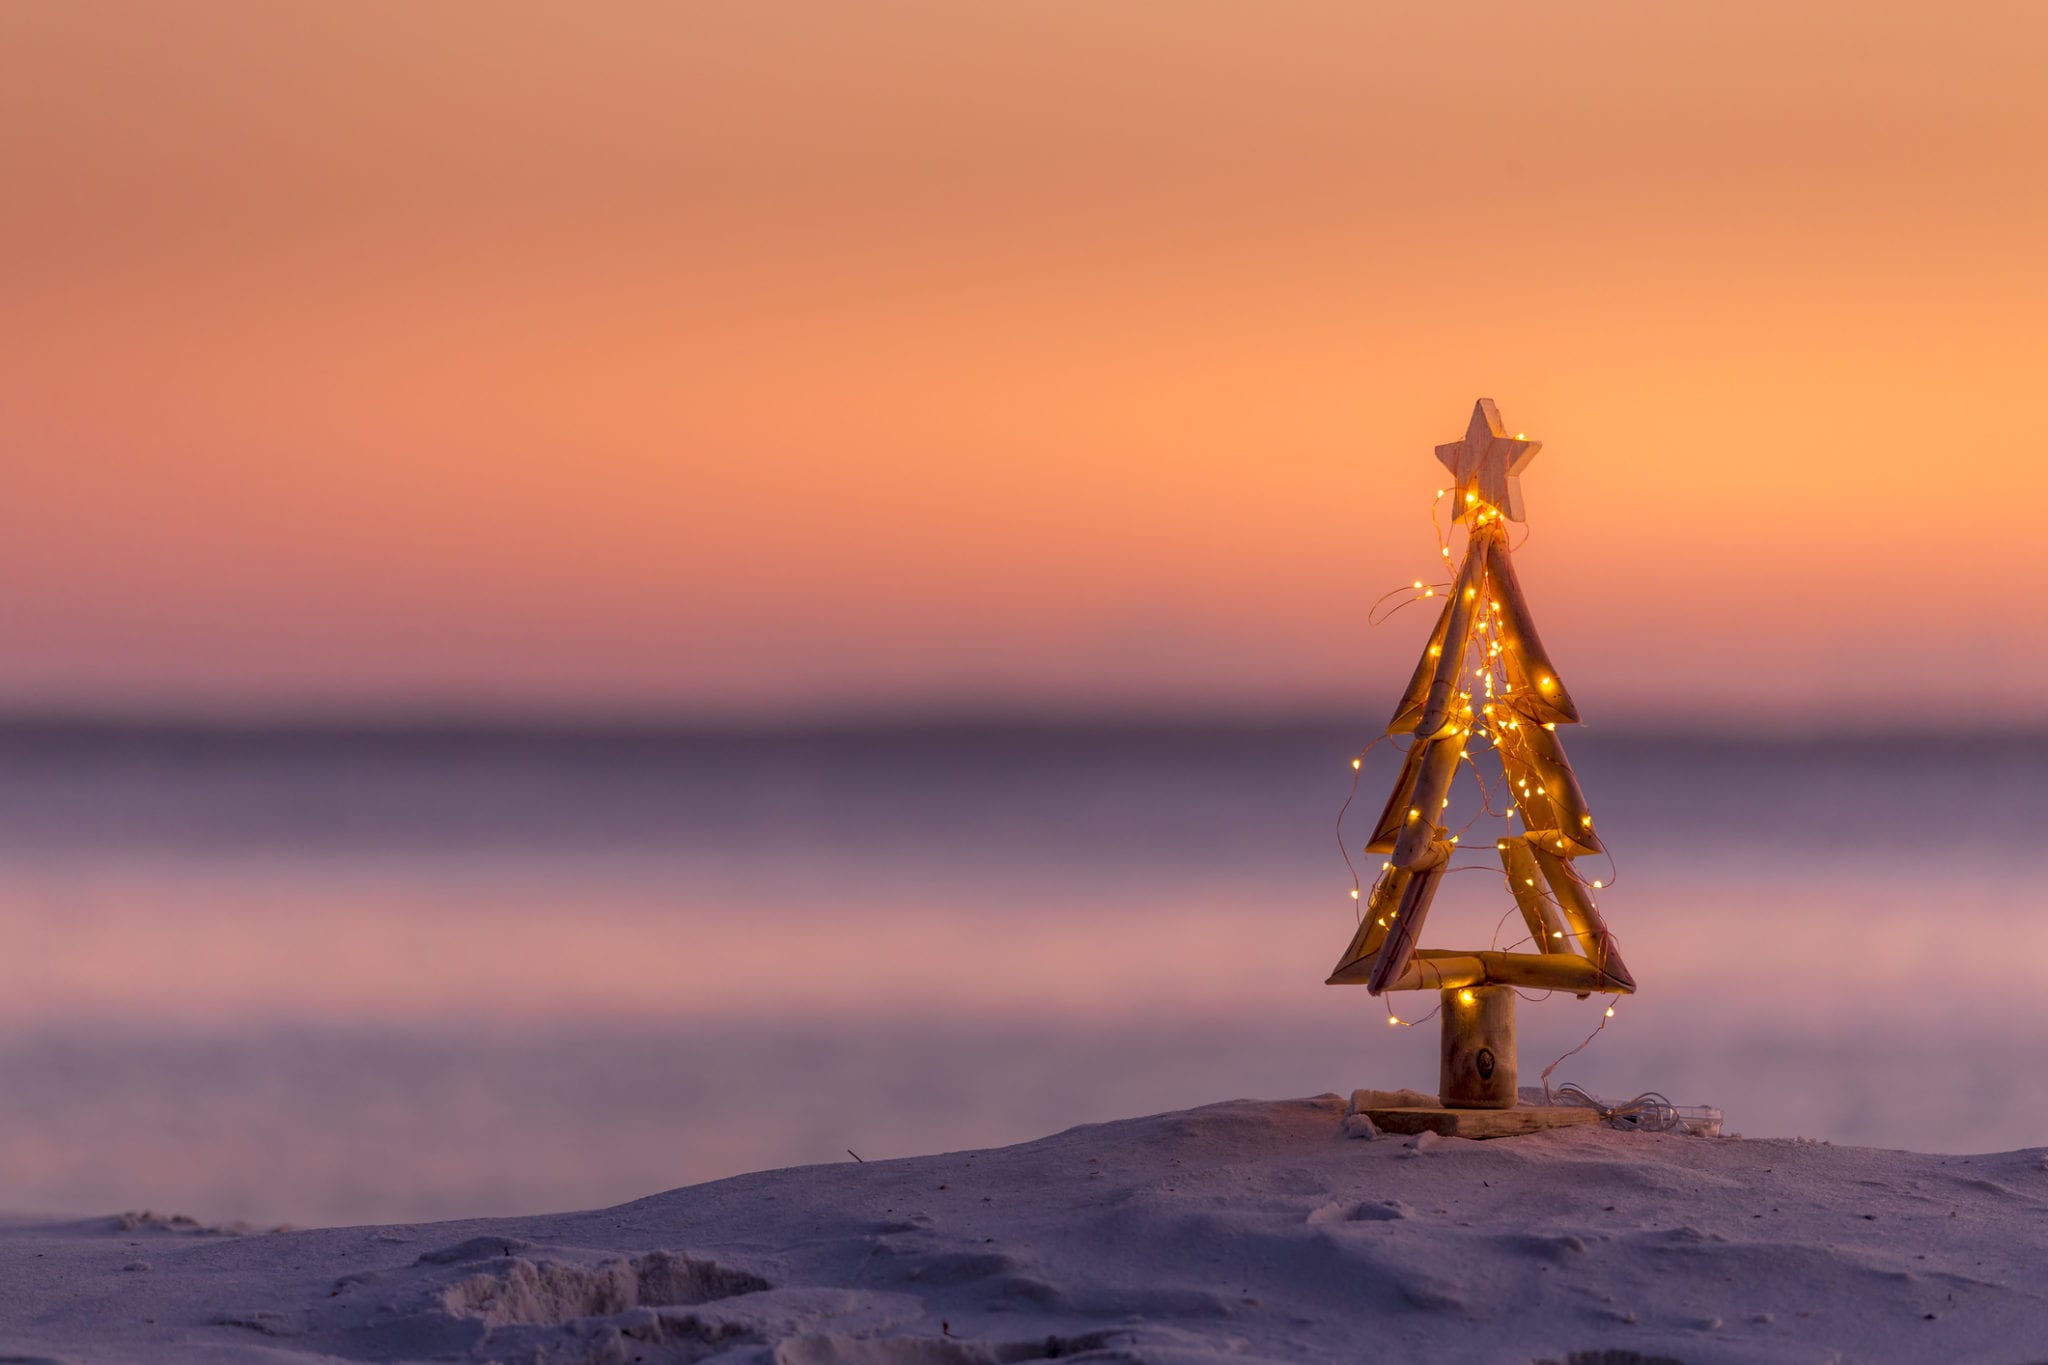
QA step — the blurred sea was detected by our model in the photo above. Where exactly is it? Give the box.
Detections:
[0,717,2038,1227]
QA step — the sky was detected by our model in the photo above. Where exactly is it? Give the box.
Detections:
[2,2,2043,722]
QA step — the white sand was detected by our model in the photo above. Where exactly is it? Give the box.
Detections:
[2,1095,2043,1363]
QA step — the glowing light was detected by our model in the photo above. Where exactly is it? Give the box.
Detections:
[1605,1006,1616,1018]
[1387,1015,1401,1027]
[1457,989,1476,1005]
[1350,888,1361,899]
[1464,491,1477,504]
[1592,880,1604,889]
[1351,758,1362,769]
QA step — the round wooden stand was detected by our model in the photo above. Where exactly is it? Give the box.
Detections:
[1439,984,1516,1109]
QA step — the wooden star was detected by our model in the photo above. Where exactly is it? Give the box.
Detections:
[1434,399,1540,523]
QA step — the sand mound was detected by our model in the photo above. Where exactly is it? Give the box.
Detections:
[2,1096,2045,1362]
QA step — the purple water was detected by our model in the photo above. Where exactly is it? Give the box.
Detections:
[0,720,2036,1226]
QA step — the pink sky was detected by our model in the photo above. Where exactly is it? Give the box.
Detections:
[2,3,2042,720]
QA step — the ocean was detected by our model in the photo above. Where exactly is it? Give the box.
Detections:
[0,718,2037,1226]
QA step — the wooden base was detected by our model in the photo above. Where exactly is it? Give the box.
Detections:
[1359,1105,1599,1139]
[1439,984,1516,1108]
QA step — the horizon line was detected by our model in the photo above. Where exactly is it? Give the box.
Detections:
[0,702,2032,745]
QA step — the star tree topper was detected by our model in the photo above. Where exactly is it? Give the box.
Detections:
[1435,398,1540,523]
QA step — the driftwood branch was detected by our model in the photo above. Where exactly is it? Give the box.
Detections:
[1486,539,1578,725]
[1498,837,1569,950]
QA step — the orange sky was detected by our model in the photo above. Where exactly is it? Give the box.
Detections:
[2,2,2042,720]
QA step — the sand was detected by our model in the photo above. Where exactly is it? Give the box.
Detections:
[2,1095,2044,1363]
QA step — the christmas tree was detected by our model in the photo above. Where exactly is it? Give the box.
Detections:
[1329,400,1633,1109]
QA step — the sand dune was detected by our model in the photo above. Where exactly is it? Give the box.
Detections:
[2,1095,2042,1363]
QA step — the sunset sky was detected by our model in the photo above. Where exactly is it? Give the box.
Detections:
[3,2,2042,721]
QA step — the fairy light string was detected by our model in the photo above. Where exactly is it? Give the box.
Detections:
[1339,476,1627,1055]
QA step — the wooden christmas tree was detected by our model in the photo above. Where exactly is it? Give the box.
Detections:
[1329,399,1634,1115]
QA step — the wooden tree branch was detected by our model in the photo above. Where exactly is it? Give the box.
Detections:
[1326,838,1452,988]
[1374,950,1622,994]
[1486,539,1579,725]
[1492,713,1602,855]
[1498,837,1569,951]
[1389,725,1463,869]
[1365,736,1426,853]
[1386,594,1456,736]
[1417,528,1495,736]
[1529,839,1636,993]
[1364,844,1451,993]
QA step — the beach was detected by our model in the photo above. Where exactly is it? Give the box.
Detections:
[3,1095,2041,1363]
